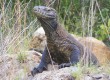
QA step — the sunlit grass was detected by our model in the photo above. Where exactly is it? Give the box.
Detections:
[0,0,39,79]
[71,63,110,80]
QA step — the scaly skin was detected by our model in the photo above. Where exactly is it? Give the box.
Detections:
[31,6,99,76]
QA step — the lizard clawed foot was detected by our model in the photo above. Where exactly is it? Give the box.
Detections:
[58,63,71,69]
[31,66,47,76]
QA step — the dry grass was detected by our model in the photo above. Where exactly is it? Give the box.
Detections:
[0,0,40,79]
[0,0,39,55]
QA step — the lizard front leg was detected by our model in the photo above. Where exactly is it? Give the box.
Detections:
[31,47,51,76]
[59,44,80,68]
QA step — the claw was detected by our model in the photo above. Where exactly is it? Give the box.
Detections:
[31,66,47,76]
[31,67,41,76]
[59,63,71,69]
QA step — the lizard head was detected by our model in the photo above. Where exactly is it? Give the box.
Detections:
[33,6,57,19]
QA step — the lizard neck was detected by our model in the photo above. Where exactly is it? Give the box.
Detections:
[38,18,68,42]
[38,18,58,37]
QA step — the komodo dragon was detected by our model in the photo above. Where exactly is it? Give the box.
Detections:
[31,6,99,76]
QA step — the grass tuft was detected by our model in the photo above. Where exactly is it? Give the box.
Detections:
[17,52,27,63]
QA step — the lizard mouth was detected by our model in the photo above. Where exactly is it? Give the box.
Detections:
[33,6,56,19]
[33,9,47,18]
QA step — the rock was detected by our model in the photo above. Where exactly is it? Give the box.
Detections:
[0,52,41,80]
[0,53,110,80]
[84,73,110,80]
[82,75,92,80]
[31,66,77,80]
[77,37,110,65]
[92,73,109,80]
[33,27,45,37]
[29,27,46,53]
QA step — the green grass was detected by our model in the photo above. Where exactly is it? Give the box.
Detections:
[17,52,27,63]
[72,63,110,80]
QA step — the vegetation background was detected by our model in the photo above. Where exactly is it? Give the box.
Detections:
[0,0,110,79]
[0,0,110,54]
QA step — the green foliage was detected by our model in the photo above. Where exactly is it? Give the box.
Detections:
[55,0,110,45]
[1,0,110,49]
[72,64,98,80]
[96,19,110,41]
[17,52,27,63]
[98,24,108,40]
[72,64,83,80]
